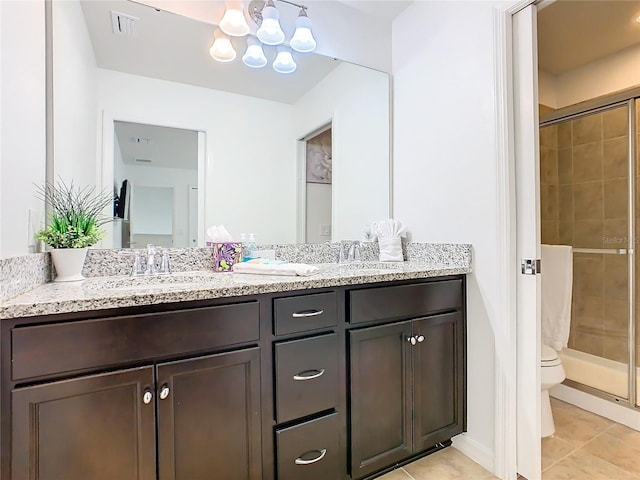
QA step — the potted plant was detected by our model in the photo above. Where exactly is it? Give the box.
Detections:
[36,180,114,282]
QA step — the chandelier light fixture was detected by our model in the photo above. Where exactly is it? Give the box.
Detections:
[209,0,317,74]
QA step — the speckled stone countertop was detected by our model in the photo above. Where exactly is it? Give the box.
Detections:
[0,259,471,320]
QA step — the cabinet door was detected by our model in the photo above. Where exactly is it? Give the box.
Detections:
[349,321,412,480]
[12,366,156,480]
[157,347,262,480]
[412,312,465,452]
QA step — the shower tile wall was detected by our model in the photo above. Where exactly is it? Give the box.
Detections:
[540,106,630,364]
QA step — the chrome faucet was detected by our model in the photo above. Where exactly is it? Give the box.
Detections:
[339,240,361,263]
[348,241,361,262]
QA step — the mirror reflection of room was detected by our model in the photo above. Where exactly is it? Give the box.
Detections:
[52,0,391,248]
[305,126,332,243]
[113,122,198,249]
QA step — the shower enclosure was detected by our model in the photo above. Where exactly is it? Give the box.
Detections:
[540,88,639,410]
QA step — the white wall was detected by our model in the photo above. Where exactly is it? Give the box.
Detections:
[119,163,197,248]
[538,69,557,109]
[97,69,297,245]
[393,1,504,469]
[52,0,97,186]
[543,43,640,109]
[0,0,47,259]
[293,63,390,241]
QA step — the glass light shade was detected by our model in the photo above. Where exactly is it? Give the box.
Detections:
[242,37,267,68]
[209,29,236,62]
[219,7,250,36]
[273,46,296,74]
[256,0,284,45]
[290,11,316,53]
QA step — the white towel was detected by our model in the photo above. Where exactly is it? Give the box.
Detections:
[232,262,319,277]
[541,244,573,352]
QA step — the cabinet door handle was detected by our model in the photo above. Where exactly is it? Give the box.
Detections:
[292,309,324,318]
[293,368,325,381]
[142,389,153,405]
[294,448,327,465]
[159,385,170,400]
[407,335,417,346]
[417,335,425,343]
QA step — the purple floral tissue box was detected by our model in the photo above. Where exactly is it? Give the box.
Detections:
[207,242,242,272]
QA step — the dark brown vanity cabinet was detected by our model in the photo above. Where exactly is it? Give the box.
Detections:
[6,302,262,480]
[348,281,466,480]
[272,292,343,480]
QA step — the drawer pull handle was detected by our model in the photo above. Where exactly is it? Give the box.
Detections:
[295,448,327,465]
[142,389,153,405]
[293,368,325,381]
[292,309,324,318]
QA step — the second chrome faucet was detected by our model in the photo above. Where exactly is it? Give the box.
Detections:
[131,244,171,276]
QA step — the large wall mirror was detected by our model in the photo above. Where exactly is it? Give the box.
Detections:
[50,0,391,248]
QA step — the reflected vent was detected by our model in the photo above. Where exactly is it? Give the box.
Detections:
[111,11,138,36]
[135,158,152,164]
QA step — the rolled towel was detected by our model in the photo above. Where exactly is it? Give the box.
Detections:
[378,237,403,262]
[233,261,319,277]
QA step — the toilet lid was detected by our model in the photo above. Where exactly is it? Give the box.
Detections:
[541,344,559,363]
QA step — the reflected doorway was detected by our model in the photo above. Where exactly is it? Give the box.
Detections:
[304,126,332,243]
[113,121,199,248]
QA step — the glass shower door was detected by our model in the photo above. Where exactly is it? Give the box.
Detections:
[541,103,632,400]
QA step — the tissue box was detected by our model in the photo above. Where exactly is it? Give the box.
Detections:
[208,242,243,272]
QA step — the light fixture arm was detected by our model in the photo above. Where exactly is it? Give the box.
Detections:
[248,0,308,27]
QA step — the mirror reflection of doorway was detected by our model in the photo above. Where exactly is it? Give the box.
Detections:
[113,121,198,248]
[305,127,332,243]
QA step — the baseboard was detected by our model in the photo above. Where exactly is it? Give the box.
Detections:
[551,384,640,431]
[452,433,495,474]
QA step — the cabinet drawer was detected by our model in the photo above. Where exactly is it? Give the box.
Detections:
[12,302,259,381]
[349,280,462,324]
[275,333,338,423]
[276,412,340,480]
[273,292,337,335]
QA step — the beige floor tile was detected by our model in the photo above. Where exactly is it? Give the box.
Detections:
[541,435,576,471]
[551,400,614,446]
[402,447,496,479]
[377,468,411,480]
[542,449,638,480]
[582,424,640,476]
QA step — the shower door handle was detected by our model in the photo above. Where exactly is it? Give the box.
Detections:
[521,258,541,275]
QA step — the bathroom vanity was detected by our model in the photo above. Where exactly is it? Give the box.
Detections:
[0,260,468,480]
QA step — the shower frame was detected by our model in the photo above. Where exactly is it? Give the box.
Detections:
[540,86,640,410]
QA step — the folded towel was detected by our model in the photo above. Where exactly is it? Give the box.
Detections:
[232,261,319,277]
[541,244,573,352]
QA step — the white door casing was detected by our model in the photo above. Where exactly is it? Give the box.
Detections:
[514,5,542,480]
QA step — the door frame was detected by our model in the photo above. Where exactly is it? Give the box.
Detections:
[493,1,539,479]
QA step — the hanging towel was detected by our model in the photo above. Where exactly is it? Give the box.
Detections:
[541,244,573,352]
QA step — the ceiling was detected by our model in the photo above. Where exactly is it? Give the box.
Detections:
[114,121,198,169]
[336,0,411,20]
[538,0,640,74]
[81,0,340,104]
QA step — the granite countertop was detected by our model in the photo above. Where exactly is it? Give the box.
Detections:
[0,260,471,319]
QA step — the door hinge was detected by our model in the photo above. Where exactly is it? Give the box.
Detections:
[521,258,541,275]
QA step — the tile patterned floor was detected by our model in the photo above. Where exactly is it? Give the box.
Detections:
[377,398,640,480]
[542,398,640,479]
[377,447,497,480]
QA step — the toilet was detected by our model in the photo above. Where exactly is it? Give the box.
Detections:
[540,343,565,437]
[540,244,573,438]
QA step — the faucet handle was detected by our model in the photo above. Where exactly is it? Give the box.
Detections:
[352,241,362,262]
[131,251,145,276]
[159,249,171,275]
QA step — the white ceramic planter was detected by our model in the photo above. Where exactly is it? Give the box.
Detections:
[50,247,88,282]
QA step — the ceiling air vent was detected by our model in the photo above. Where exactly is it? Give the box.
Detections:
[135,158,152,164]
[111,11,138,36]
